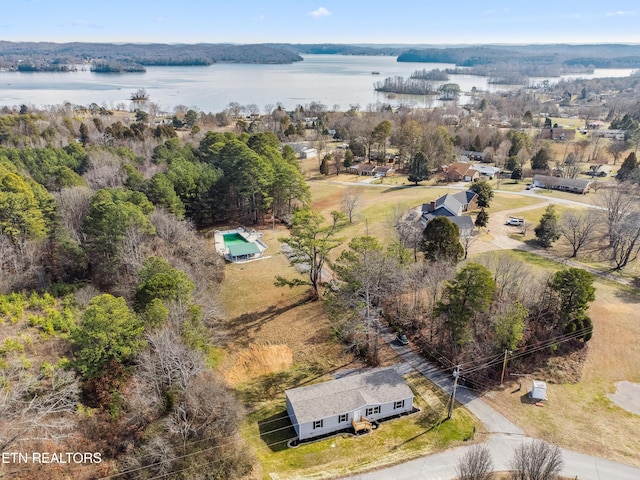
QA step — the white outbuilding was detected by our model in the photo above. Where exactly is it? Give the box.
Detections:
[531,380,547,401]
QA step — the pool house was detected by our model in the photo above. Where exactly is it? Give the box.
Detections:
[213,228,268,263]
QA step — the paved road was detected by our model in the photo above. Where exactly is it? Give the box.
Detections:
[381,328,523,436]
[343,329,640,480]
[346,433,640,480]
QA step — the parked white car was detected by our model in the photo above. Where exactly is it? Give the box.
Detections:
[505,218,524,226]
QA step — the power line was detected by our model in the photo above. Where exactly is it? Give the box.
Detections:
[98,326,594,478]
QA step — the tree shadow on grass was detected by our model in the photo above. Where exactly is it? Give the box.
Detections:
[614,283,640,303]
[224,295,313,347]
[381,185,418,193]
[236,360,356,404]
[258,410,297,452]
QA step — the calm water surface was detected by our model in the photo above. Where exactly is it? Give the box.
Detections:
[0,55,634,113]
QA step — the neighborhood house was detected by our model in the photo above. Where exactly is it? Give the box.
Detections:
[443,162,480,182]
[285,367,414,442]
[532,175,592,194]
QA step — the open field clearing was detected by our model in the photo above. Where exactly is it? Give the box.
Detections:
[217,225,350,382]
[216,222,483,478]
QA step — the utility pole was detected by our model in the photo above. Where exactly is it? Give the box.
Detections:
[500,349,511,386]
[448,365,461,419]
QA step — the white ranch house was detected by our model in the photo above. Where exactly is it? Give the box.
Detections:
[285,367,414,441]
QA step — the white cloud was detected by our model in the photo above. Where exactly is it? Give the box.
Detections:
[309,7,332,18]
[606,10,637,16]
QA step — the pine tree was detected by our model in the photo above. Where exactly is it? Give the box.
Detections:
[475,207,489,227]
[407,151,431,185]
[617,152,637,181]
[534,205,561,247]
[420,217,464,263]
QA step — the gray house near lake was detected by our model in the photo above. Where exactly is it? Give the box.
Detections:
[285,367,414,441]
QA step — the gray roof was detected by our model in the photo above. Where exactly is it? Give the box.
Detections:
[422,190,477,217]
[285,367,413,424]
[448,216,475,234]
[532,174,591,190]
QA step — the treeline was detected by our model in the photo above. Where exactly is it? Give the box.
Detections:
[281,43,402,56]
[397,44,640,68]
[91,61,147,73]
[410,68,449,80]
[374,76,436,95]
[0,41,303,70]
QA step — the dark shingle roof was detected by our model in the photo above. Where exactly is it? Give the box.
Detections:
[285,367,412,424]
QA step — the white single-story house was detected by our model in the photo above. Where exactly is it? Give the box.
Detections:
[285,367,414,441]
[532,174,592,194]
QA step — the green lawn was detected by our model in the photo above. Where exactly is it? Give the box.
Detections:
[244,372,481,480]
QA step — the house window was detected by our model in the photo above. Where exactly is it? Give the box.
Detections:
[394,400,405,410]
[365,406,380,416]
[338,414,348,423]
[313,419,323,429]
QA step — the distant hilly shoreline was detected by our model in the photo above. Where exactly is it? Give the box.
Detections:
[1,42,639,72]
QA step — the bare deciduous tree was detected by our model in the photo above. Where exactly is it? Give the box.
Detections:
[456,444,494,480]
[559,209,600,258]
[609,210,640,270]
[54,186,93,243]
[1,364,79,452]
[138,327,205,402]
[509,440,563,480]
[341,187,361,224]
[477,252,528,301]
[333,149,344,175]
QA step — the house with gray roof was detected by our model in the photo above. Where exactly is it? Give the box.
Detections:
[419,190,477,238]
[421,190,477,220]
[285,367,414,441]
[532,174,592,194]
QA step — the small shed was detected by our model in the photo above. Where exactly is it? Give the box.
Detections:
[531,380,547,401]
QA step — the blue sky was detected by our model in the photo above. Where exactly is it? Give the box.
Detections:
[3,0,639,44]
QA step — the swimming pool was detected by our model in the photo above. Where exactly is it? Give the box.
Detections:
[215,228,268,262]
[223,233,250,247]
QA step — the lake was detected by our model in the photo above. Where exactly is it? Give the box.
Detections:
[0,55,635,113]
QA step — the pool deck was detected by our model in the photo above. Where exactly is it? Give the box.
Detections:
[214,227,269,263]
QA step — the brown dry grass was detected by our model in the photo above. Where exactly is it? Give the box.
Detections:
[217,224,355,385]
[224,344,293,386]
[483,280,640,467]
